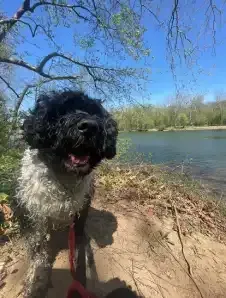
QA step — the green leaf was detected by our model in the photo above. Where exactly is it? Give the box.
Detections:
[0,193,9,203]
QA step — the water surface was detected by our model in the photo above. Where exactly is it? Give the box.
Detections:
[120,130,226,197]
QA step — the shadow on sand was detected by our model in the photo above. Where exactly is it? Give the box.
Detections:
[48,207,139,297]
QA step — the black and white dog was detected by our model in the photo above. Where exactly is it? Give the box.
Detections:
[15,90,118,297]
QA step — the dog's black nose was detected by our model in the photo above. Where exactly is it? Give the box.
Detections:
[78,119,98,134]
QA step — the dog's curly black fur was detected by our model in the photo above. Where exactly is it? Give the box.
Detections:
[15,90,118,297]
[23,90,117,175]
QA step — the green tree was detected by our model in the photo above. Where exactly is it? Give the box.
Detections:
[113,94,226,131]
[177,113,189,128]
[0,95,9,153]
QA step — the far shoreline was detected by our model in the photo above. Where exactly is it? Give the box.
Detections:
[119,125,226,133]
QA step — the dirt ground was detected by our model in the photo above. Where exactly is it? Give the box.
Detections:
[1,197,226,298]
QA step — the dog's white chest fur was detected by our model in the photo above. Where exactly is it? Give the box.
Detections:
[17,149,92,222]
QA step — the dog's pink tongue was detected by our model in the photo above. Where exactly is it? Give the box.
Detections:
[69,154,89,165]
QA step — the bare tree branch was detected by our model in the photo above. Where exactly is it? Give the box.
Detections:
[29,1,97,19]
[0,75,19,98]
[11,85,31,132]
[22,16,60,48]
[0,0,30,42]
[0,51,131,83]
[0,0,103,43]
[139,1,162,25]
[0,18,47,39]
[205,0,222,54]
[0,55,79,80]
[168,0,180,50]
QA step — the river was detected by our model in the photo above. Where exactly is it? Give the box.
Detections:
[120,130,226,197]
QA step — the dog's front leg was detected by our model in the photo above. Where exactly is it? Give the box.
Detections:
[23,229,52,298]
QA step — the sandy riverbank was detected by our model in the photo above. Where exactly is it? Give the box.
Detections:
[161,126,226,131]
[120,126,226,132]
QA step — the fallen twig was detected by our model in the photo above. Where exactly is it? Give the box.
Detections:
[173,205,204,298]
[131,259,144,297]
[173,206,192,275]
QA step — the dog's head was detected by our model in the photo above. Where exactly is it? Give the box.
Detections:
[22,91,118,175]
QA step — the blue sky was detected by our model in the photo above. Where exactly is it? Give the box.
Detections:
[1,0,226,108]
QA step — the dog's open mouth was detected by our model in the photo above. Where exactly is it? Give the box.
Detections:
[68,154,90,166]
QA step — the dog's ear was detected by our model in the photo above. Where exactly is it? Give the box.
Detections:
[104,118,118,160]
[22,115,41,148]
[22,98,51,149]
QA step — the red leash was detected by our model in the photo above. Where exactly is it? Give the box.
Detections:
[67,223,98,298]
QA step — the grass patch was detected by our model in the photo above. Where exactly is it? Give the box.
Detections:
[0,149,22,237]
